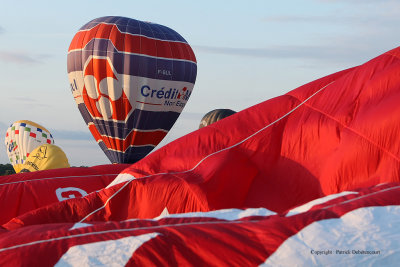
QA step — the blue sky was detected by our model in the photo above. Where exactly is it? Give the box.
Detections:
[1,0,399,166]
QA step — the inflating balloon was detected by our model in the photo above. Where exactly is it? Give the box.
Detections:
[67,16,197,163]
[4,120,54,173]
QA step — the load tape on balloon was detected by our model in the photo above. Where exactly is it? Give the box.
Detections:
[67,16,197,164]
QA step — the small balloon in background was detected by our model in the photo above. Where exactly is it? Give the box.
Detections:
[20,144,70,173]
[199,109,237,129]
[5,120,54,173]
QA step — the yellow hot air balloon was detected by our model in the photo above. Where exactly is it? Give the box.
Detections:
[20,144,70,172]
[4,120,54,173]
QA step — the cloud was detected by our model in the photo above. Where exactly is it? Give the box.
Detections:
[263,14,399,29]
[37,53,53,60]
[264,15,338,24]
[8,96,54,108]
[0,51,53,64]
[317,0,396,4]
[0,51,41,64]
[52,129,94,141]
[0,120,8,128]
[0,121,8,142]
[180,111,204,120]
[263,1,400,27]
[0,26,4,34]
[193,44,370,64]
[10,96,39,102]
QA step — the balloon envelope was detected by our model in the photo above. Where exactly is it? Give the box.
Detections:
[20,144,70,172]
[4,120,54,173]
[199,109,236,128]
[67,16,197,163]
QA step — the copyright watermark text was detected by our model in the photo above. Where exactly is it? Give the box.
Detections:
[310,249,381,255]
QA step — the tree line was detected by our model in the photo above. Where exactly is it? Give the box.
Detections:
[0,164,16,176]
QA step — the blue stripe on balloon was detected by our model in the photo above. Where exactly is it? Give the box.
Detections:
[101,142,154,163]
[77,103,180,139]
[92,110,180,139]
[78,104,94,125]
[67,40,197,83]
[79,16,186,43]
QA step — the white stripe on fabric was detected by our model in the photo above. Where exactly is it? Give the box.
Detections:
[96,129,169,141]
[286,191,359,217]
[262,205,400,267]
[1,208,273,253]
[104,144,157,153]
[318,184,400,212]
[153,207,276,221]
[0,188,398,254]
[55,233,159,267]
[0,174,120,187]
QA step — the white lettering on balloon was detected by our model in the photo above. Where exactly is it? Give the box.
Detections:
[55,187,88,201]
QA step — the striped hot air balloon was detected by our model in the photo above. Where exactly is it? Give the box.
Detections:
[67,16,197,164]
[4,120,54,173]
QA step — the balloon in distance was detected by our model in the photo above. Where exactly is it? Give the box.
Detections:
[19,144,70,173]
[5,120,54,173]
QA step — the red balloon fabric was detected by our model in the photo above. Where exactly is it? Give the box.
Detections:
[1,46,400,266]
[4,46,400,229]
[0,183,399,266]
[0,164,129,225]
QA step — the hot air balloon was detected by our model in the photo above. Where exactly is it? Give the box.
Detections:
[67,16,197,164]
[4,120,54,173]
[20,144,70,172]
[198,109,236,128]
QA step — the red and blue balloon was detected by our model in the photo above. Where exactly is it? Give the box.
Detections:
[67,16,197,163]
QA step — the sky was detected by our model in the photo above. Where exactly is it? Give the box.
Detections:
[1,0,399,166]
